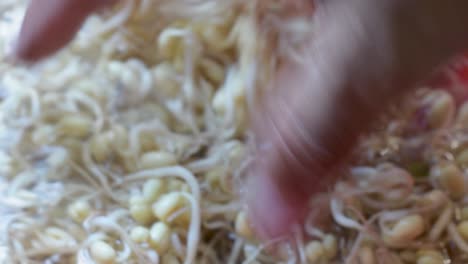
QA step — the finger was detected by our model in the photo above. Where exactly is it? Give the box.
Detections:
[246,0,468,241]
[15,0,114,62]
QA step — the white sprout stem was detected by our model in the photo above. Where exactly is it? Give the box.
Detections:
[448,223,468,253]
[137,0,152,15]
[292,224,307,264]
[242,237,287,264]
[92,0,134,37]
[80,232,107,248]
[360,195,410,211]
[350,166,377,179]
[7,170,36,195]
[77,247,97,264]
[66,91,105,133]
[182,32,196,102]
[202,220,232,230]
[27,88,40,122]
[185,141,238,173]
[185,155,221,173]
[181,192,201,264]
[182,38,203,135]
[378,209,412,223]
[222,68,237,129]
[167,206,190,223]
[345,232,364,264]
[128,120,168,156]
[69,161,102,190]
[171,233,186,259]
[48,59,82,88]
[242,244,266,264]
[145,249,160,264]
[128,59,153,97]
[304,224,325,240]
[202,201,241,216]
[82,143,124,204]
[116,241,132,262]
[227,237,243,264]
[12,240,28,264]
[25,246,79,258]
[198,243,219,264]
[429,204,452,241]
[107,208,128,221]
[330,198,362,231]
[0,213,22,245]
[286,244,298,264]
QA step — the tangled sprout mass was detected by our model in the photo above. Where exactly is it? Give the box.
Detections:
[2,0,468,263]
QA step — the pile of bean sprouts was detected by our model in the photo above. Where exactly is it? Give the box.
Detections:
[2,1,468,263]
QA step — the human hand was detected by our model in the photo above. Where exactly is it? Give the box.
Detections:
[246,0,468,240]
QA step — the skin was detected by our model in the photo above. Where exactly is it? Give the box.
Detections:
[15,0,468,241]
[14,0,114,61]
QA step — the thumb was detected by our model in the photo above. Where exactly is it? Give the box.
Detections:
[15,0,115,62]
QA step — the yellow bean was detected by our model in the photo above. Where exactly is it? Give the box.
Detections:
[420,190,446,209]
[384,214,425,246]
[157,29,184,60]
[461,206,468,221]
[149,222,171,254]
[139,132,158,153]
[322,234,338,259]
[152,192,186,222]
[305,241,325,263]
[235,211,253,239]
[427,90,454,129]
[400,250,417,263]
[456,101,468,126]
[205,166,224,189]
[74,80,103,100]
[457,221,468,240]
[416,250,444,264]
[212,88,228,115]
[199,58,225,85]
[130,226,149,243]
[139,151,177,170]
[431,163,466,199]
[142,179,166,203]
[41,227,75,248]
[107,61,138,86]
[32,125,55,144]
[46,148,68,170]
[67,200,91,223]
[60,138,82,161]
[196,22,233,52]
[129,195,154,225]
[110,125,128,152]
[358,246,376,264]
[90,132,112,162]
[161,254,180,264]
[58,115,93,138]
[457,149,468,167]
[90,241,116,264]
[417,256,444,264]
